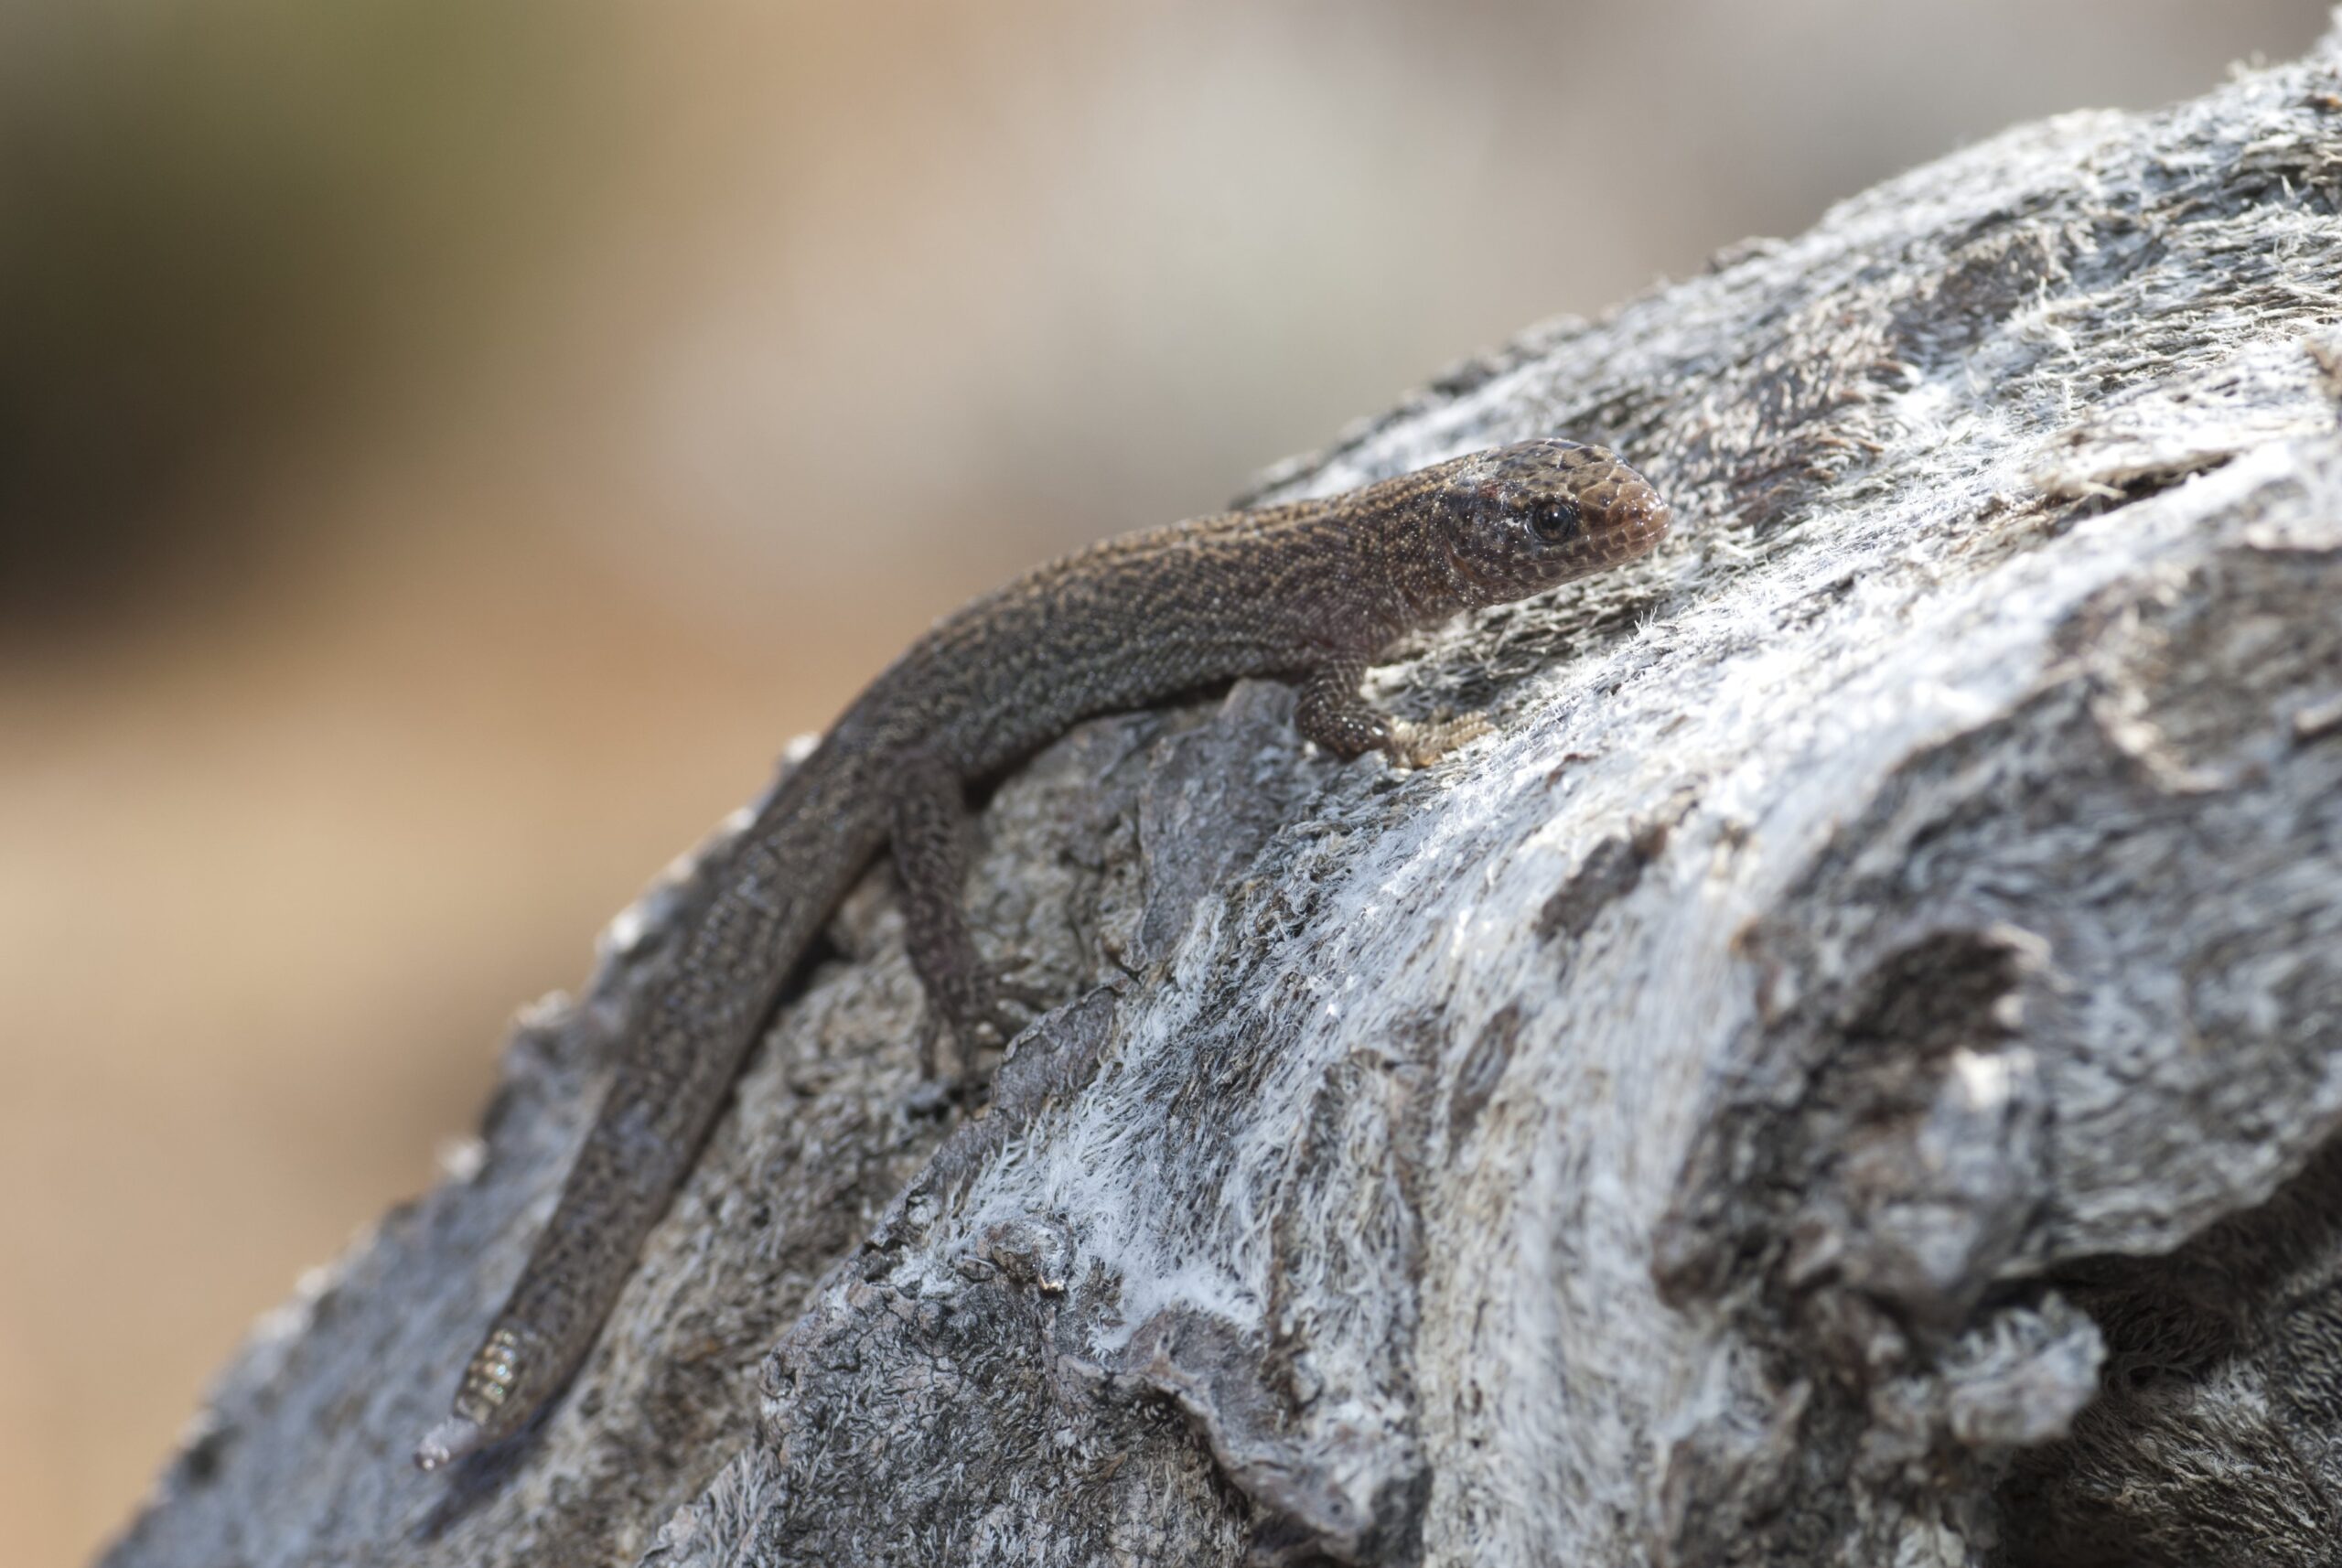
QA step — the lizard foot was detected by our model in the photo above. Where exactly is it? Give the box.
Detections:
[1384,711,1494,768]
[919,970,1050,1082]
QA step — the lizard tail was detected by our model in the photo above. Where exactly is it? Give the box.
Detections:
[416,757,886,1470]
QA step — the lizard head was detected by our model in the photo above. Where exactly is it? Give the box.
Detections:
[1425,438,1669,609]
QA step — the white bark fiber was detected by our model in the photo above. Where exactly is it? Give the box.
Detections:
[106,26,2342,1568]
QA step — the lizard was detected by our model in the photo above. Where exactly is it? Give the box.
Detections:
[414,436,1671,1470]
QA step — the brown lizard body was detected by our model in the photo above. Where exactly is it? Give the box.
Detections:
[415,438,1669,1470]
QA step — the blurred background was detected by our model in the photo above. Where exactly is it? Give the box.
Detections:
[0,1,2328,1559]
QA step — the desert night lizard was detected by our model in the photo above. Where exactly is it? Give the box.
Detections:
[414,437,1670,1470]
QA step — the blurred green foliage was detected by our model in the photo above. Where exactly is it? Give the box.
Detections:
[0,0,614,623]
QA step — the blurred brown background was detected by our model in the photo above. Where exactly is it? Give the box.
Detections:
[1,2,2327,1560]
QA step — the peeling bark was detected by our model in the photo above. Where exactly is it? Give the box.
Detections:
[105,27,2342,1568]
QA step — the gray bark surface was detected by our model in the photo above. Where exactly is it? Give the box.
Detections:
[105,26,2342,1568]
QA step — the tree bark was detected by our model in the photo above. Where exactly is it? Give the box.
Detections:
[105,27,2342,1568]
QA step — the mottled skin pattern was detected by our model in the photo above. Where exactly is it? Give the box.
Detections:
[414,439,1670,1470]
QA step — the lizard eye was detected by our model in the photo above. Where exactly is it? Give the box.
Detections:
[1528,499,1580,543]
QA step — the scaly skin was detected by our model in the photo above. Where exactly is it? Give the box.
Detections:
[415,438,1670,1470]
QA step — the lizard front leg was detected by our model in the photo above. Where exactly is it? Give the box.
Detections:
[888,750,1037,1080]
[1295,657,1491,768]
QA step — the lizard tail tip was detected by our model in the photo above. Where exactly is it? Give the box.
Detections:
[414,1415,487,1473]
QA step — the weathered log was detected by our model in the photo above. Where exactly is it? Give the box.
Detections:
[104,26,2342,1568]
